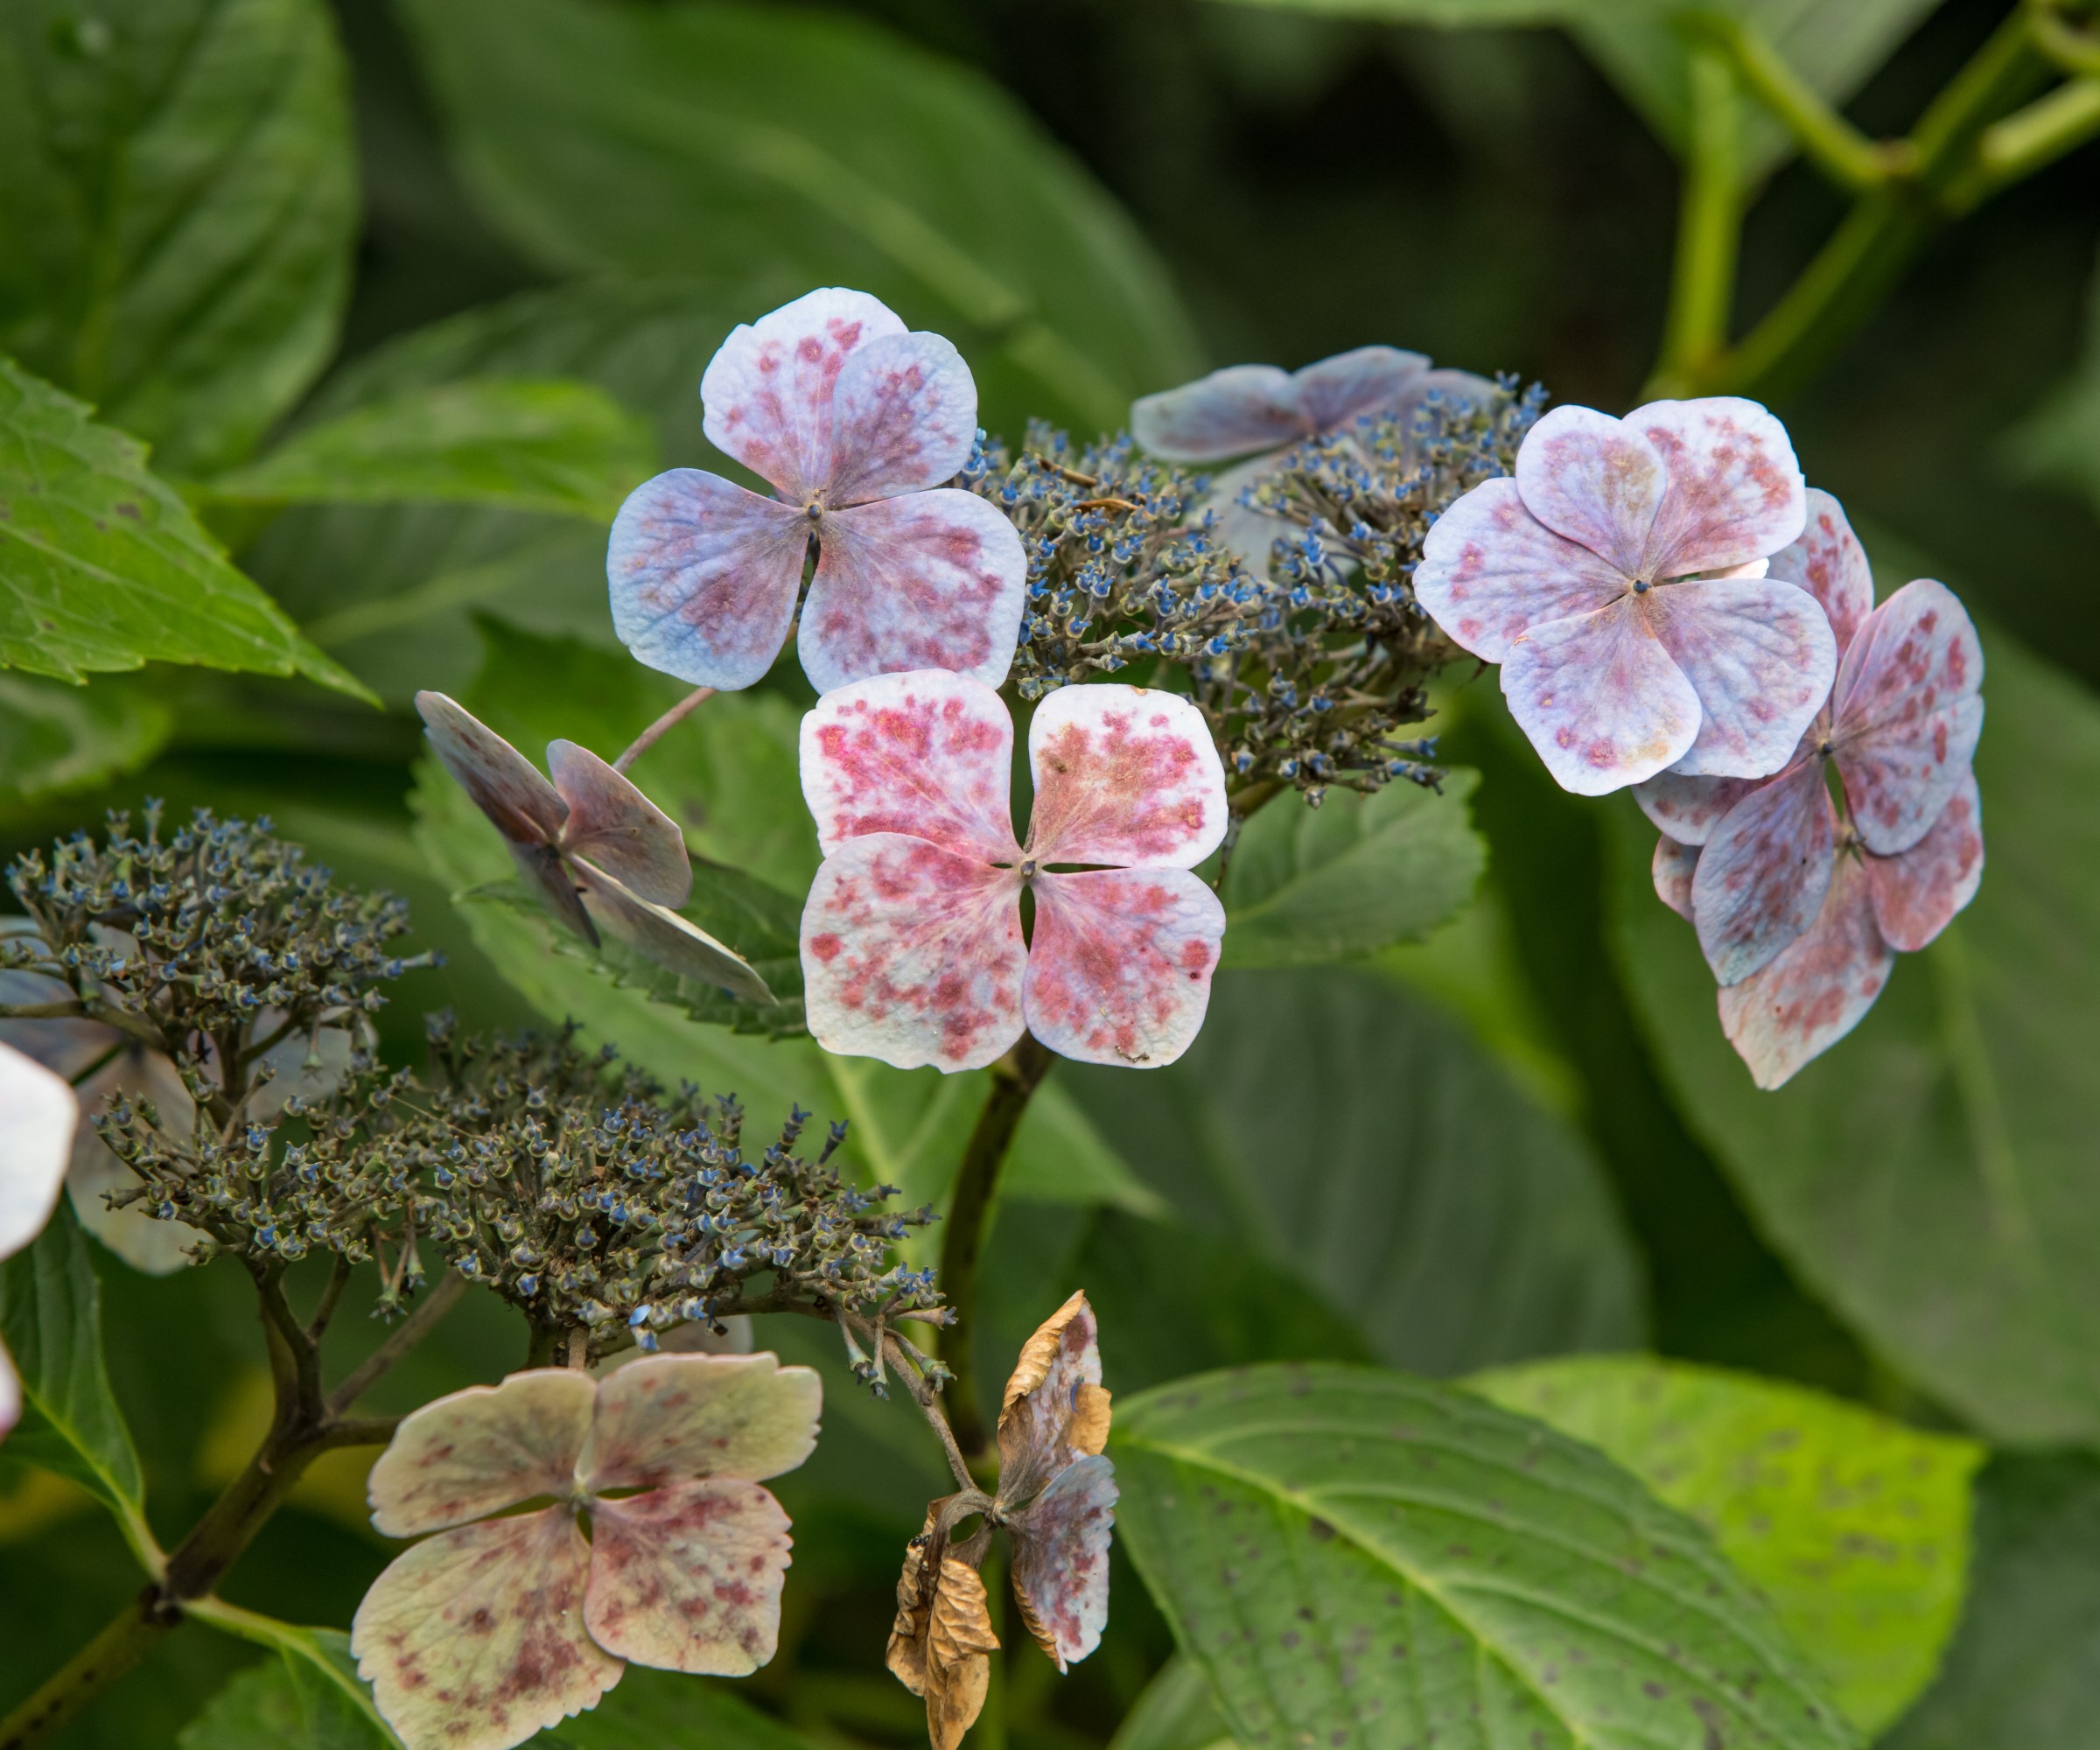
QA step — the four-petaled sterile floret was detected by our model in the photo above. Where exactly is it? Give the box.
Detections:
[0,1042,77,1442]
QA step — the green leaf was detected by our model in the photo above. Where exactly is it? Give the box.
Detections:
[393,0,1201,435]
[1221,773,1485,968]
[0,1199,158,1571]
[1468,1354,1984,1733]
[178,1620,396,1749]
[2004,250,2100,521]
[1110,1657,1238,1750]
[0,359,370,699]
[1064,965,1648,1376]
[0,670,171,808]
[1207,0,1647,23]
[0,0,357,474]
[1606,619,2100,1445]
[541,1665,823,1749]
[1112,1362,1860,1750]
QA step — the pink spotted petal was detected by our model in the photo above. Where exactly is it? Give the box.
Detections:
[571,860,774,1004]
[1769,487,1872,657]
[1644,577,1838,779]
[579,1352,821,1493]
[1514,404,1666,577]
[1633,769,1762,848]
[368,1369,595,1538]
[1009,1454,1117,1674]
[0,1344,17,1440]
[825,332,978,506]
[800,671,1019,863]
[1288,346,1432,432]
[700,288,906,500]
[1500,600,1701,796]
[1023,867,1224,1068]
[548,741,690,909]
[1414,478,1631,662]
[802,835,1026,1074]
[607,470,809,692]
[1026,686,1227,871]
[0,1043,75,1262]
[1690,760,1838,985]
[416,691,565,848]
[353,1507,620,1750]
[1718,854,1893,1090]
[800,490,1026,695]
[584,1480,794,1676]
[513,842,597,946]
[1130,365,1309,462]
[1626,397,1805,579]
[1653,836,1699,920]
[1866,771,1984,952]
[1831,579,1985,857]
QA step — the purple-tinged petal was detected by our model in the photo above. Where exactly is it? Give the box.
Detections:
[1644,577,1838,778]
[801,671,1019,863]
[700,288,906,500]
[416,691,565,848]
[584,1480,793,1676]
[68,1046,207,1274]
[0,1347,16,1440]
[353,1506,620,1750]
[1130,365,1306,462]
[802,834,1026,1074]
[607,470,808,692]
[1769,487,1872,656]
[1627,397,1805,579]
[1008,1454,1117,1674]
[579,1352,821,1492]
[1026,686,1227,871]
[825,332,978,506]
[998,1292,1109,1504]
[368,1368,594,1539]
[1718,854,1892,1090]
[1633,768,1762,847]
[0,1041,75,1261]
[1415,478,1631,662]
[548,741,690,909]
[1500,600,1701,795]
[1866,771,1983,952]
[571,860,773,1004]
[1515,405,1666,576]
[1654,836,1699,920]
[1289,346,1430,433]
[1690,760,1838,985]
[512,842,597,946]
[1831,578,1984,856]
[1023,867,1224,1068]
[801,490,1026,694]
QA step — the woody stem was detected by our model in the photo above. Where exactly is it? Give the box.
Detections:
[612,686,716,774]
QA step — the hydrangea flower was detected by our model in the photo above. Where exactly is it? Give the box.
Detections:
[416,691,770,1002]
[798,671,1228,1073]
[1414,397,1831,794]
[353,1351,820,1750]
[0,1041,77,1438]
[609,289,1027,696]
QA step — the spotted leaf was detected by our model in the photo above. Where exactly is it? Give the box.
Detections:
[1026,686,1228,869]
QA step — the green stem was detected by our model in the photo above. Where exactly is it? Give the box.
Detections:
[1654,41,1746,394]
[0,1592,169,1750]
[1961,75,2100,201]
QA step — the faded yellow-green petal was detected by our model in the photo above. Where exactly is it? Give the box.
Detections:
[368,1368,594,1537]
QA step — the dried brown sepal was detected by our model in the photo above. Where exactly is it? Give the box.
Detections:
[887,1513,1001,1750]
[998,1291,1112,1505]
[887,1512,940,1698]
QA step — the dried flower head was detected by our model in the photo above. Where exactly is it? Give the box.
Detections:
[0,1040,76,1439]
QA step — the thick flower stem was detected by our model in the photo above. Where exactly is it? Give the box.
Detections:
[939,1036,1054,1466]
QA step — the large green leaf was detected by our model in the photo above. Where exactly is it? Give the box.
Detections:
[2005,249,2100,521]
[0,359,368,697]
[177,1622,396,1749]
[0,0,357,474]
[1606,622,2100,1444]
[1110,1657,1237,1750]
[393,0,1201,436]
[1469,1355,1982,1733]
[0,670,171,808]
[542,1666,823,1749]
[1221,773,1485,968]
[1113,1363,1860,1750]
[1065,966,1647,1376]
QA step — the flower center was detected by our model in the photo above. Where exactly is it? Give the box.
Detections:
[1632,578,1652,594]
[1018,856,1039,879]
[803,497,824,524]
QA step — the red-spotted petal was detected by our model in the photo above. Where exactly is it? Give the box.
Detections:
[997,1292,1107,1498]
[1023,867,1224,1068]
[1769,487,1872,656]
[825,332,978,506]
[548,741,690,909]
[1026,686,1226,870]
[800,671,1019,863]
[1644,578,1838,779]
[584,1480,794,1676]
[700,288,906,500]
[1626,397,1804,579]
[1008,1454,1117,1674]
[571,860,773,1004]
[1414,478,1630,662]
[1866,771,1984,952]
[800,491,1026,695]
[579,1353,821,1493]
[1131,365,1309,462]
[1633,768,1763,847]
[1500,600,1701,795]
[0,1042,75,1261]
[416,692,564,847]
[1514,404,1666,577]
[1690,760,1838,985]
[1831,579,1984,857]
[802,834,1026,1074]
[606,470,808,692]
[1718,854,1892,1090]
[353,1506,620,1750]
[368,1369,595,1538]
[1653,836,1699,920]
